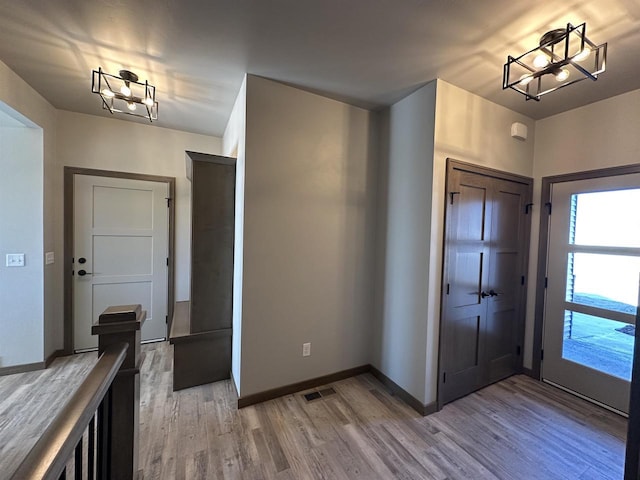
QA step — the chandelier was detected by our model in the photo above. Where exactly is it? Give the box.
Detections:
[503,23,607,101]
[91,68,158,121]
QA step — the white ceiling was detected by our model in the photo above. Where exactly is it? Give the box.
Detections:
[0,0,638,137]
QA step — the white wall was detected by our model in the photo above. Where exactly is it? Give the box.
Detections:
[372,81,437,405]
[239,75,378,397]
[0,121,43,367]
[0,60,57,364]
[525,88,640,367]
[428,80,535,401]
[222,76,247,392]
[56,111,222,303]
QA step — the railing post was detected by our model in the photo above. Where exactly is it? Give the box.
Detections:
[92,304,145,480]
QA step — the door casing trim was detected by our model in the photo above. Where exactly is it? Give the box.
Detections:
[532,163,640,379]
[63,167,176,354]
[437,158,533,410]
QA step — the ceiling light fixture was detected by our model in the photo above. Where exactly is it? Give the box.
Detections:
[503,23,607,101]
[91,68,158,121]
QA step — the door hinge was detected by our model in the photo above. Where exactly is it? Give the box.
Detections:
[541,349,544,361]
[525,203,534,214]
[166,315,168,324]
[545,202,552,215]
[446,283,450,295]
[449,191,460,205]
[166,197,172,207]
[443,372,446,384]
[544,277,548,288]
[166,257,169,266]
[521,275,525,286]
[516,345,521,355]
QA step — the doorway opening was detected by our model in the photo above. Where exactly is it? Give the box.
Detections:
[63,167,176,354]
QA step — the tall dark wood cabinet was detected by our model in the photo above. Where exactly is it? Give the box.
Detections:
[169,151,235,391]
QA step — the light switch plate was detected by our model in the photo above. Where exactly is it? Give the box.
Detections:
[6,253,25,267]
[45,252,55,265]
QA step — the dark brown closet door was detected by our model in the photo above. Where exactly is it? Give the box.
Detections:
[440,162,531,405]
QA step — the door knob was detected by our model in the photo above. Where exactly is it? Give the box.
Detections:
[77,269,92,276]
[481,291,490,298]
[78,257,87,264]
[489,289,500,297]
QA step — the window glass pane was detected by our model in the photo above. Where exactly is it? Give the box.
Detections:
[571,189,640,248]
[562,311,634,380]
[566,253,640,314]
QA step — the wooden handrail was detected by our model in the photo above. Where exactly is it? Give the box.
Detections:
[11,342,128,480]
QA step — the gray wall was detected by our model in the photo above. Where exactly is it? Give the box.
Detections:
[372,81,437,405]
[0,114,43,367]
[0,60,56,365]
[239,75,378,397]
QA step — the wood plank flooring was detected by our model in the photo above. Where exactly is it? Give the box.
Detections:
[138,342,626,479]
[0,342,627,479]
[0,351,97,478]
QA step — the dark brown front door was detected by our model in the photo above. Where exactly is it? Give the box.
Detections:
[439,160,532,405]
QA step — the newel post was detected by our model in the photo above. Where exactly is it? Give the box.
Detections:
[92,304,145,479]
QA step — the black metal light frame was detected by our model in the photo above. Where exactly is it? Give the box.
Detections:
[503,23,607,101]
[91,67,158,121]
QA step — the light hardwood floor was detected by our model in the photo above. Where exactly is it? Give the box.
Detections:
[0,342,627,479]
[138,343,626,479]
[0,351,97,478]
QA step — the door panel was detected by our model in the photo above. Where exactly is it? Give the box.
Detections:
[93,236,153,275]
[486,181,529,383]
[73,175,168,351]
[440,164,531,405]
[448,315,481,371]
[441,169,492,403]
[492,190,521,249]
[93,186,153,229]
[456,184,487,241]
[450,252,484,308]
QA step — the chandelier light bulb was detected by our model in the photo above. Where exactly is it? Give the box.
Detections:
[518,74,534,86]
[574,48,591,62]
[533,54,550,68]
[555,68,570,82]
[503,23,607,101]
[93,68,158,121]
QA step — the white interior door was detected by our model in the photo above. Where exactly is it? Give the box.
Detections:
[73,174,169,351]
[543,173,640,413]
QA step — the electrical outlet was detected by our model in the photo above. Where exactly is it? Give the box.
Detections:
[45,252,55,265]
[6,254,25,267]
[302,342,311,357]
